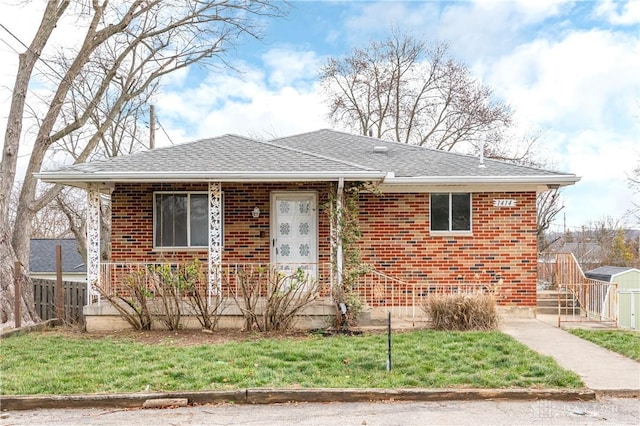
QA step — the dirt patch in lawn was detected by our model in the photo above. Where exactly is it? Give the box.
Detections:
[38,326,332,346]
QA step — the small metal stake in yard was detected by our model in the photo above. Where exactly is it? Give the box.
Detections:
[387,311,391,371]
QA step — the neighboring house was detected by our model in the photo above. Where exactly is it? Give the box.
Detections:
[36,129,579,319]
[542,241,606,268]
[585,266,640,330]
[30,238,86,283]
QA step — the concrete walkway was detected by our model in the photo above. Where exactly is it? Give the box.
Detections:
[501,318,640,395]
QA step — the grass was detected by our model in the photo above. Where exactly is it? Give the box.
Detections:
[568,329,640,361]
[0,330,583,395]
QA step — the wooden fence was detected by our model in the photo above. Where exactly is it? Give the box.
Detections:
[33,278,86,324]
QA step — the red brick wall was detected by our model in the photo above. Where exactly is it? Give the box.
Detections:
[110,182,332,265]
[110,183,537,306]
[358,191,538,306]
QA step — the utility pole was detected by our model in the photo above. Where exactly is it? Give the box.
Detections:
[149,104,155,150]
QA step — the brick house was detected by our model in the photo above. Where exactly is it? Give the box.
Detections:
[37,129,579,321]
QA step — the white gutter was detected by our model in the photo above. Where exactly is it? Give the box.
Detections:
[35,170,387,184]
[382,175,580,185]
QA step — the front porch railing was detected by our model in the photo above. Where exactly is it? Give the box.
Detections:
[99,262,333,302]
[354,269,495,319]
[99,262,505,320]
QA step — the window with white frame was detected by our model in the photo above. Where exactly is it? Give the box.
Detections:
[430,193,471,232]
[154,192,220,248]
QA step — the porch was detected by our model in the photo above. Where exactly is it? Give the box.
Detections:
[83,261,532,331]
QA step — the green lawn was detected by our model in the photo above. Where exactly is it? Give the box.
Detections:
[0,330,583,395]
[568,329,640,361]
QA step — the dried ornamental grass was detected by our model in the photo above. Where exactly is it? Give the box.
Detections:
[423,293,499,331]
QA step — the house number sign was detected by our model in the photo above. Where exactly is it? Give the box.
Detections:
[493,199,516,207]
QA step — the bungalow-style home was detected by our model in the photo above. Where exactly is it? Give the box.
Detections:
[36,129,579,326]
[30,238,86,283]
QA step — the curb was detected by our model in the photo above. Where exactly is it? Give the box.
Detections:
[0,388,597,411]
[593,389,640,398]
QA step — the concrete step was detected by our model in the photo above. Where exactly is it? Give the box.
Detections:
[537,306,581,315]
[537,299,577,308]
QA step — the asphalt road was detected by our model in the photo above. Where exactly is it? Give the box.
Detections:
[2,398,639,425]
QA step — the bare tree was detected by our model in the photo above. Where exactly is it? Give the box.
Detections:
[627,159,640,225]
[321,31,561,239]
[0,0,288,326]
[536,188,563,251]
[320,32,513,155]
[7,182,72,240]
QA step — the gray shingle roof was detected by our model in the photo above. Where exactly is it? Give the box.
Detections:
[36,129,578,187]
[60,134,376,174]
[585,266,640,282]
[30,238,86,273]
[271,129,567,178]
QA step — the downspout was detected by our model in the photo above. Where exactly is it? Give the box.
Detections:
[336,177,344,288]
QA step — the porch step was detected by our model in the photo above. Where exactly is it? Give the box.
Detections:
[536,290,580,315]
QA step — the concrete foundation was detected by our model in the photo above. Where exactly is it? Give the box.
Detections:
[84,298,339,332]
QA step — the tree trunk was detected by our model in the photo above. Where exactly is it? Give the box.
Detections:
[0,233,40,326]
[0,0,69,326]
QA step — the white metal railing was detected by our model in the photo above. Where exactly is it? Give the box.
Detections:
[100,262,507,320]
[355,269,494,319]
[555,253,618,325]
[99,262,333,302]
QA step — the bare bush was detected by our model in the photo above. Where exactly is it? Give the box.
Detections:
[96,269,152,330]
[234,266,321,332]
[423,293,498,331]
[97,260,219,331]
[182,260,225,331]
[148,265,184,331]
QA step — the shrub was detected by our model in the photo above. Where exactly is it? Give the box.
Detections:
[96,268,153,330]
[423,293,499,331]
[97,259,221,331]
[234,265,320,332]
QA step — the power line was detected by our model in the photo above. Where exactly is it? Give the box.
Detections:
[156,116,175,146]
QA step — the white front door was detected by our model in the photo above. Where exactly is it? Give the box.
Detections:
[271,192,318,277]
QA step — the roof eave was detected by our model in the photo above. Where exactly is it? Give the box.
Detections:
[382,174,580,187]
[35,170,387,186]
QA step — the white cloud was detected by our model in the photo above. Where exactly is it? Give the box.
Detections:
[438,0,571,60]
[595,0,640,25]
[260,47,324,88]
[488,30,640,131]
[156,48,330,142]
[341,2,440,44]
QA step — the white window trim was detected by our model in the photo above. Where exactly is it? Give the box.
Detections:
[429,192,473,236]
[153,191,224,249]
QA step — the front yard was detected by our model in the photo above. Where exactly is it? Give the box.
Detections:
[0,328,583,395]
[568,329,640,361]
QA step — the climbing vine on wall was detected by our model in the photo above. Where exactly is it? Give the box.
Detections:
[326,181,375,326]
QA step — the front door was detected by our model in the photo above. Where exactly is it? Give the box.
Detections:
[271,192,318,278]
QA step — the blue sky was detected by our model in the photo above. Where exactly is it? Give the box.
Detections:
[2,0,639,230]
